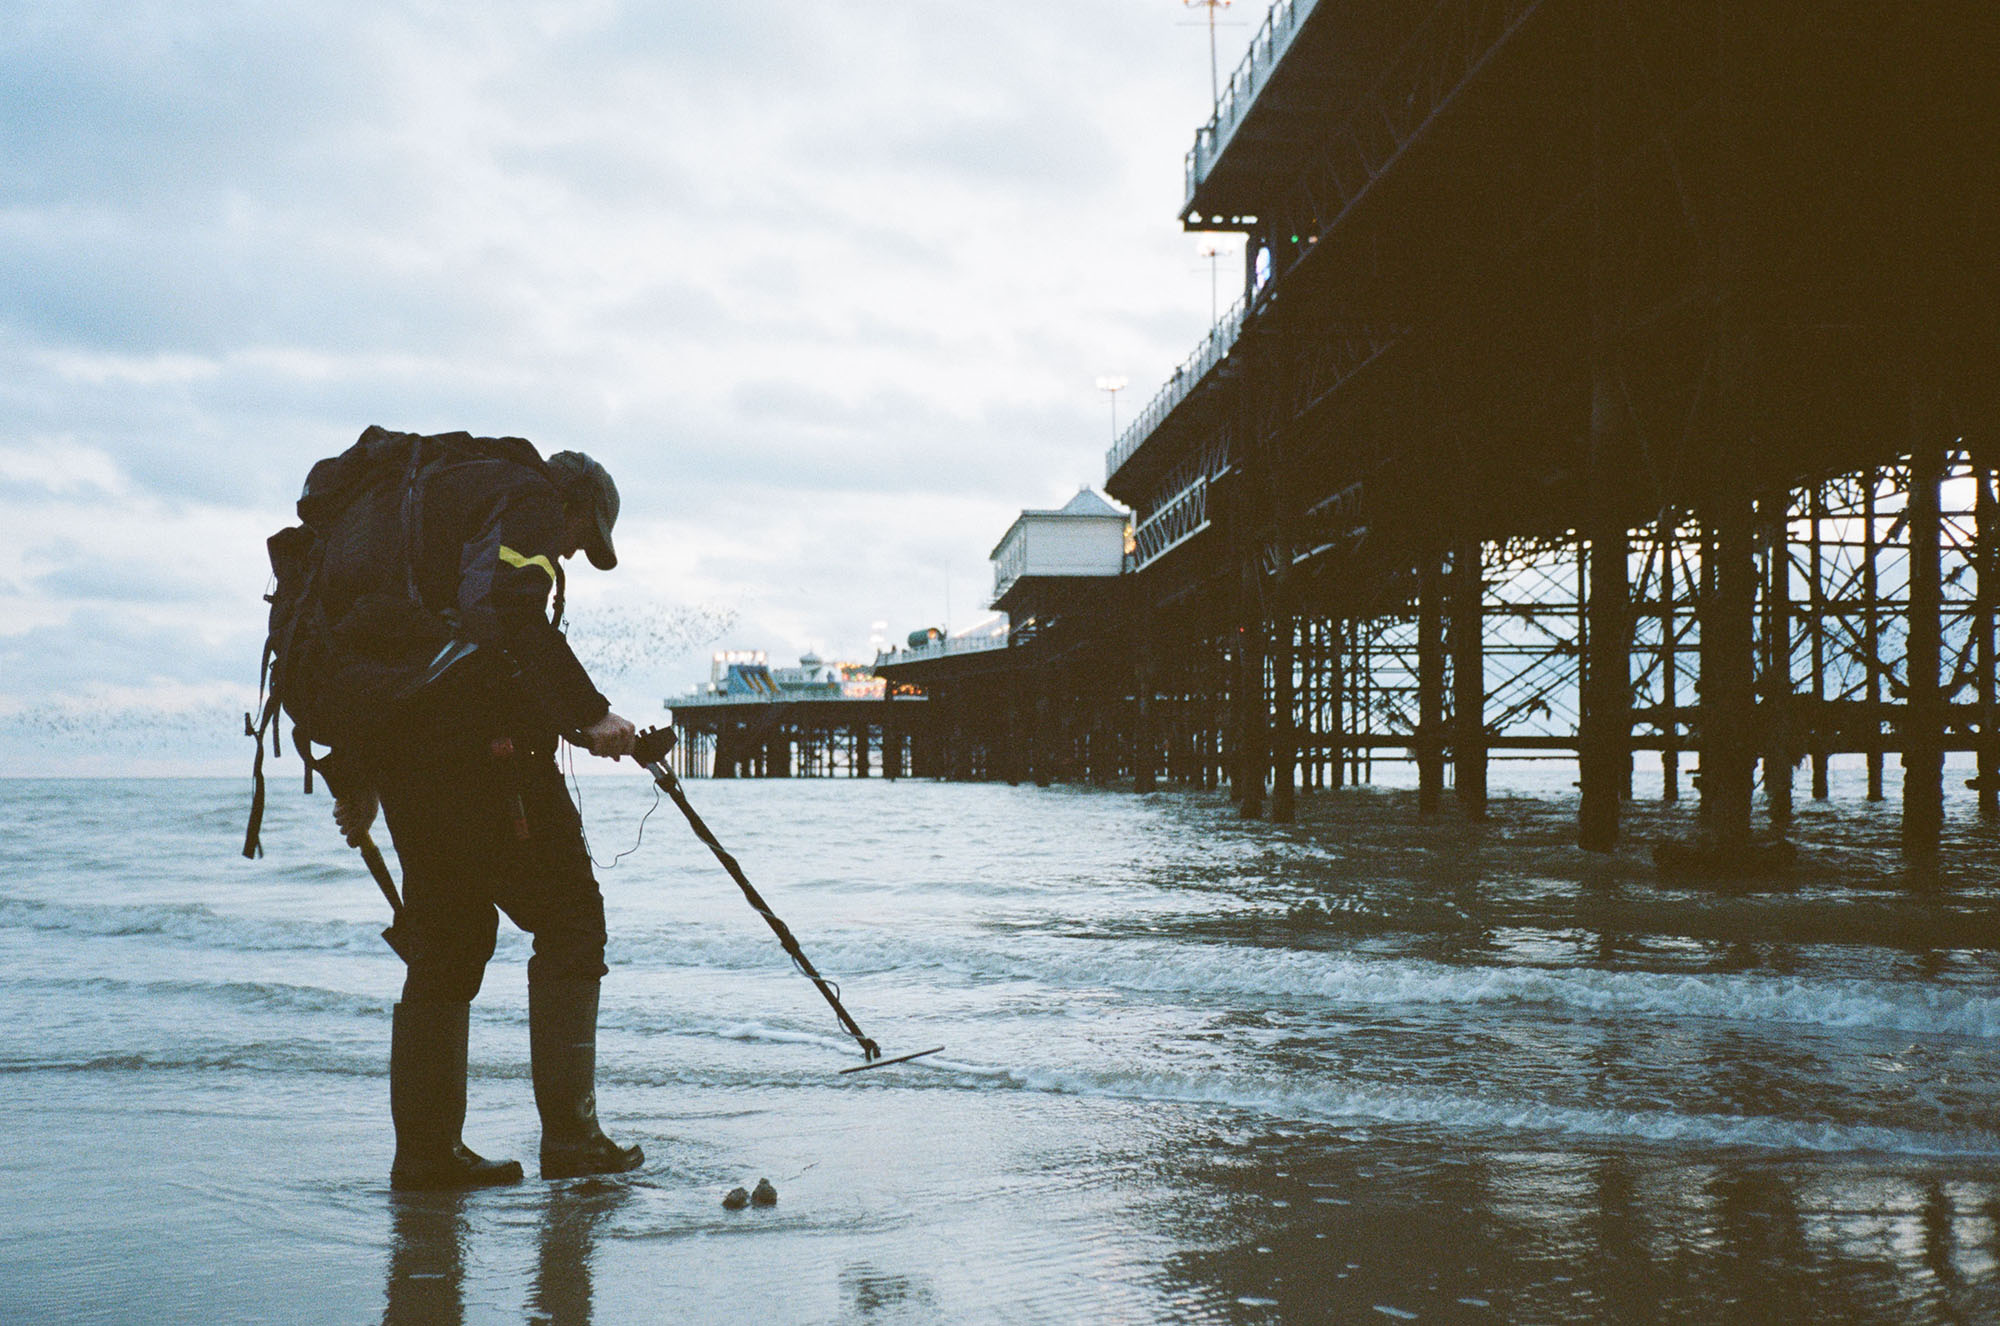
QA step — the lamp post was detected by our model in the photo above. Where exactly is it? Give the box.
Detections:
[1095,374,1129,443]
[1183,0,1234,112]
[1195,234,1239,322]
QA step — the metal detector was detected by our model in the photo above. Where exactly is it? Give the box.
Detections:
[630,725,943,1074]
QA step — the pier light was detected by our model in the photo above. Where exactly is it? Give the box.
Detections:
[1182,0,1236,110]
[1195,234,1241,321]
[1095,375,1129,441]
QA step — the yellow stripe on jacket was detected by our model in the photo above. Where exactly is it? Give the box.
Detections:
[498,545,557,583]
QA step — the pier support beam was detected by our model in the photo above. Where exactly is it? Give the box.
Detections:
[1235,558,1267,818]
[1978,444,2000,816]
[1271,580,1297,824]
[1864,471,1886,799]
[1131,682,1156,791]
[1580,524,1631,851]
[1700,492,1757,848]
[1032,685,1053,788]
[1580,0,1629,848]
[1659,515,1683,803]
[1760,498,1794,831]
[1903,385,1946,859]
[1417,552,1446,818]
[1808,486,1830,799]
[1329,617,1347,788]
[1452,537,1486,817]
[1698,439,1759,855]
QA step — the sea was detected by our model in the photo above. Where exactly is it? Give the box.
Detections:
[1,767,1996,1323]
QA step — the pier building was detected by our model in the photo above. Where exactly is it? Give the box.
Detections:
[874,490,1135,784]
[880,0,2000,867]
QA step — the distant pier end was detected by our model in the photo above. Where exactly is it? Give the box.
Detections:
[667,651,924,779]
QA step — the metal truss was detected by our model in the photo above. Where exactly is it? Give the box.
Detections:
[1265,322,1406,464]
[1345,610,1422,777]
[1629,512,1702,759]
[1292,615,1341,786]
[1258,0,1545,290]
[1479,536,1583,746]
[1132,432,1234,570]
[1107,300,1247,483]
[1125,455,1987,810]
[1777,453,1982,740]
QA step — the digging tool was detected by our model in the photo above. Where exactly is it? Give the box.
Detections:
[355,831,412,960]
[629,725,942,1073]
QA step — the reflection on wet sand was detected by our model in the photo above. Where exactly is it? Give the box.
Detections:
[1148,1125,2000,1321]
[383,1193,467,1326]
[383,1181,631,1326]
[528,1180,630,1325]
[840,1263,938,1318]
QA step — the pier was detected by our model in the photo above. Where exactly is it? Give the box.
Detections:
[667,652,926,779]
[867,0,1999,866]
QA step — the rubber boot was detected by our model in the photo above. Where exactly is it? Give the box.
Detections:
[530,979,643,1179]
[389,1001,524,1191]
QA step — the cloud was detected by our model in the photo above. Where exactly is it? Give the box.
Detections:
[0,0,1255,771]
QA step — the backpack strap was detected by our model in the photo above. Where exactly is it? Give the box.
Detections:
[398,437,428,603]
[243,531,327,859]
[242,691,280,859]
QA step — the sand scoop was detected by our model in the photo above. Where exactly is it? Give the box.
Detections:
[631,726,944,1074]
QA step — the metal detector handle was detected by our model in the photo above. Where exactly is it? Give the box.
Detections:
[632,725,882,1062]
[630,724,679,768]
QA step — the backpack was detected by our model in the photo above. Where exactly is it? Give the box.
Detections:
[241,426,555,857]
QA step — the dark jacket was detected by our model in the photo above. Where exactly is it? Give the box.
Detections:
[307,445,608,790]
[407,454,611,744]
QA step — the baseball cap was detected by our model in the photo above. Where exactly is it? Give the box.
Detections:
[546,450,620,570]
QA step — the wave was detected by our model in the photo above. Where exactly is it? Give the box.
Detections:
[20,972,390,1019]
[10,889,1995,1045]
[0,1044,383,1078]
[608,927,2000,1043]
[989,1063,2000,1158]
[0,894,396,954]
[1024,942,2000,1041]
[580,1013,2000,1159]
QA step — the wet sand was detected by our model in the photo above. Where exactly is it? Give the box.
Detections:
[10,1049,1997,1323]
[3,772,1997,1322]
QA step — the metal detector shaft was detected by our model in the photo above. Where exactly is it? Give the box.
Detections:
[638,752,882,1062]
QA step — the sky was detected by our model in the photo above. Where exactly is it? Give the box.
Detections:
[0,0,1258,775]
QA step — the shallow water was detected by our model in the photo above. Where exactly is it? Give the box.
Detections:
[2,770,1997,1323]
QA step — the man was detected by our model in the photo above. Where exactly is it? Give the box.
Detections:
[326,439,643,1191]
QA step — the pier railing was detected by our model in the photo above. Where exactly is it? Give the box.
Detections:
[1184,0,1320,209]
[1105,296,1247,483]
[874,633,1010,668]
[671,684,884,708]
